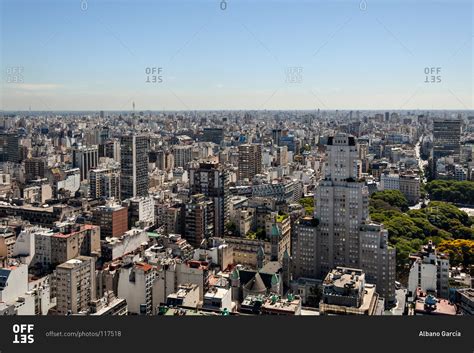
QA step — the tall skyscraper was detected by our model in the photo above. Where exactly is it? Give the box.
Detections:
[313,133,396,303]
[432,118,462,177]
[272,128,282,146]
[0,133,20,163]
[120,135,149,200]
[189,161,229,237]
[238,143,262,181]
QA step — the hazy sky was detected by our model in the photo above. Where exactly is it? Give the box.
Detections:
[1,0,472,111]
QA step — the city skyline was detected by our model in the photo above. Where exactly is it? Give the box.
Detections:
[1,0,473,111]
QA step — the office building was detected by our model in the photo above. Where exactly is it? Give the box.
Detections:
[432,118,462,177]
[120,135,149,199]
[272,128,283,146]
[202,128,224,145]
[0,133,20,163]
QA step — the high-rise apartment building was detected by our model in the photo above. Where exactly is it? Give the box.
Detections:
[291,216,319,279]
[238,144,262,181]
[72,145,99,181]
[55,255,96,315]
[89,167,121,200]
[189,161,229,237]
[120,135,149,200]
[125,196,155,229]
[172,145,193,168]
[184,194,214,247]
[359,223,396,303]
[24,157,47,181]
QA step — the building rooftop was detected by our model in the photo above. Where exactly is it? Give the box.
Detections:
[204,287,228,300]
[414,290,457,316]
[261,294,301,315]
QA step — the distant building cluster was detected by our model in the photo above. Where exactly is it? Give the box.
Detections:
[0,110,472,316]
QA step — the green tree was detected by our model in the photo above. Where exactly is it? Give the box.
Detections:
[371,190,409,211]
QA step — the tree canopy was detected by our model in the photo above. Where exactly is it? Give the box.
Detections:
[369,190,473,276]
[370,189,409,211]
[426,180,474,205]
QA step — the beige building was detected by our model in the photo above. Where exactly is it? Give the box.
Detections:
[266,214,291,263]
[55,256,96,315]
[399,173,421,205]
[232,207,255,237]
[0,229,16,259]
[224,236,271,268]
[51,224,101,267]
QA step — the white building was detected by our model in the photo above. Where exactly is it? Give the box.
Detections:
[408,241,450,300]
[126,196,155,229]
[118,261,156,315]
[202,287,233,313]
[56,168,81,195]
[380,173,400,191]
[0,263,51,315]
[101,228,149,261]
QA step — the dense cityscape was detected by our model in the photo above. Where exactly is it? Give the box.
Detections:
[0,109,472,317]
